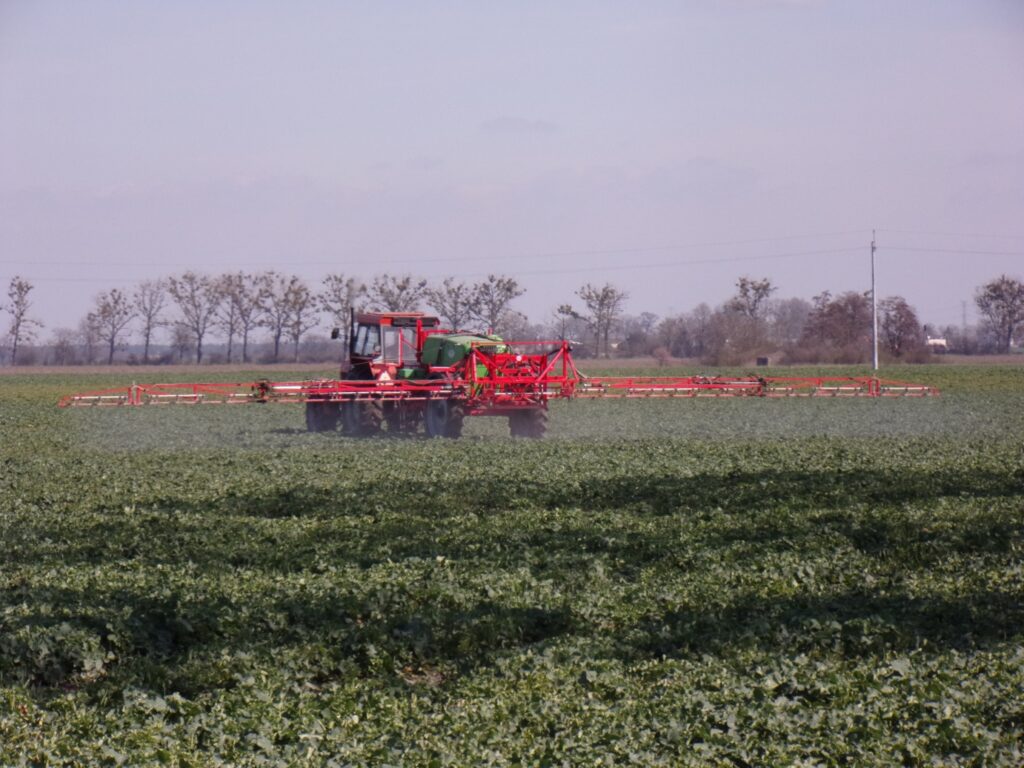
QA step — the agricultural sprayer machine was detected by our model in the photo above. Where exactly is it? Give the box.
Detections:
[59,311,939,437]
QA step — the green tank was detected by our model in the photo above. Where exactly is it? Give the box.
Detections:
[420,334,507,367]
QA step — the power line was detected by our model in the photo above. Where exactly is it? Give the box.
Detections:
[6,230,1023,271]
[17,233,1024,275]
[876,228,1024,241]
[383,246,867,280]
[13,246,868,285]
[0,229,870,269]
[465,230,871,261]
[10,233,1020,290]
[881,246,1024,257]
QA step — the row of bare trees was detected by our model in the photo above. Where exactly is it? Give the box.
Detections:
[621,286,933,365]
[617,273,1024,364]
[560,274,1024,364]
[8,272,528,365]
[4,272,1024,364]
[555,276,978,363]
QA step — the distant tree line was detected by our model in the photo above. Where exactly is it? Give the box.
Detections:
[2,272,1023,365]
[619,273,1024,365]
[1,272,529,366]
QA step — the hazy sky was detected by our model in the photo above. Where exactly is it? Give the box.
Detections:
[2,0,1023,334]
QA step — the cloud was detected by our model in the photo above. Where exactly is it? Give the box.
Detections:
[479,116,559,136]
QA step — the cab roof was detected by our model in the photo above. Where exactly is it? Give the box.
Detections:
[354,312,440,328]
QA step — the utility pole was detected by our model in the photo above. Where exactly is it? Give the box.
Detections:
[871,229,879,371]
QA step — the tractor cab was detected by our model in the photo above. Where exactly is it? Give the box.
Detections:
[338,311,441,379]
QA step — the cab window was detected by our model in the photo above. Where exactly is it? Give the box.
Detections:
[401,327,417,361]
[381,326,418,364]
[353,324,381,357]
[383,326,400,361]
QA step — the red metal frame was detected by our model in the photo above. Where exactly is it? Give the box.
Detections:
[58,341,939,409]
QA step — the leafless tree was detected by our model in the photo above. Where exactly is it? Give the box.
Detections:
[48,328,78,366]
[726,276,776,319]
[619,312,660,356]
[2,277,42,365]
[471,275,525,333]
[425,277,478,330]
[767,297,811,347]
[133,279,167,363]
[78,314,102,365]
[285,277,319,362]
[879,296,923,358]
[710,277,779,359]
[975,274,1024,353]
[261,272,292,362]
[90,288,136,364]
[685,303,713,358]
[318,273,366,334]
[655,314,690,358]
[803,291,872,348]
[704,307,757,364]
[257,274,320,362]
[168,272,221,364]
[171,323,194,363]
[554,304,583,341]
[576,282,629,357]
[214,274,244,363]
[219,271,268,363]
[367,274,427,312]
[795,290,873,363]
[494,310,534,341]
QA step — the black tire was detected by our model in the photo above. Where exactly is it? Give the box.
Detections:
[341,399,383,437]
[425,399,464,439]
[365,400,384,435]
[305,402,340,433]
[339,365,382,437]
[509,408,547,439]
[383,401,420,435]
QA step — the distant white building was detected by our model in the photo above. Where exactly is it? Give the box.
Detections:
[926,336,949,353]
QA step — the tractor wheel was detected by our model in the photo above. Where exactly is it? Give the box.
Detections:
[305,401,340,432]
[339,366,381,437]
[509,408,547,439]
[383,401,419,435]
[341,399,383,437]
[425,399,464,439]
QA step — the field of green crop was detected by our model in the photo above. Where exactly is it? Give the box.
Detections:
[2,364,1022,766]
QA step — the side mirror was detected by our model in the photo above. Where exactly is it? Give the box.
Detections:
[330,327,341,340]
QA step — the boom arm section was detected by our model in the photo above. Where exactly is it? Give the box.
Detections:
[571,375,938,398]
[58,342,939,408]
[57,379,455,407]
